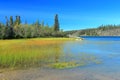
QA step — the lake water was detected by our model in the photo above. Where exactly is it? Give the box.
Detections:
[59,36,120,80]
[81,36,120,41]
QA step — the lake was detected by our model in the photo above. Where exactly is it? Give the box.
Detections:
[56,36,120,80]
[1,37,120,80]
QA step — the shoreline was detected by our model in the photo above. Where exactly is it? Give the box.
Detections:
[0,66,119,80]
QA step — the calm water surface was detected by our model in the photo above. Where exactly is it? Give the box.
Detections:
[60,36,120,80]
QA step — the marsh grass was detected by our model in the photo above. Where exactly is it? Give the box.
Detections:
[0,38,73,69]
[0,38,102,70]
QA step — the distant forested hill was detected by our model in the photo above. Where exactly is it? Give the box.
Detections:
[65,25,120,36]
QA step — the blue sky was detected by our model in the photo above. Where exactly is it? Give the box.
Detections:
[0,0,120,31]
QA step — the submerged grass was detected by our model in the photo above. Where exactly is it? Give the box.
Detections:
[0,38,74,69]
[49,61,87,69]
[49,62,80,69]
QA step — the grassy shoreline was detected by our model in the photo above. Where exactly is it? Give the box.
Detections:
[0,38,75,70]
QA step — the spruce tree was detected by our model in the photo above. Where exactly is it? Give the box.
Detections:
[54,14,59,31]
[10,16,13,27]
[14,16,21,25]
[5,16,9,27]
[18,16,21,25]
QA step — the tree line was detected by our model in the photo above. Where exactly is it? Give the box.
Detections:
[0,14,66,39]
[65,24,120,36]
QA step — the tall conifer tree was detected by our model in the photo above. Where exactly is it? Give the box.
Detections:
[54,14,59,31]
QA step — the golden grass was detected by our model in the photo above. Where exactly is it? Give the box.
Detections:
[0,38,73,69]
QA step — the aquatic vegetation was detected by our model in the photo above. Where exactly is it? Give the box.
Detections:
[49,62,80,69]
[93,60,102,64]
[49,53,102,69]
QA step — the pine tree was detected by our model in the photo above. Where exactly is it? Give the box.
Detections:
[54,14,59,31]
[14,16,21,25]
[5,16,9,27]
[18,16,21,25]
[35,20,40,27]
[10,16,13,27]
